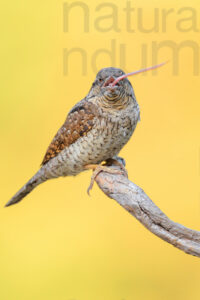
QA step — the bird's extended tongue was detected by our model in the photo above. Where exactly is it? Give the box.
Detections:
[111,61,168,87]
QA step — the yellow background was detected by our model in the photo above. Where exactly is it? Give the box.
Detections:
[0,1,200,299]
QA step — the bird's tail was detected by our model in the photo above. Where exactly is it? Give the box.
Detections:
[5,170,45,207]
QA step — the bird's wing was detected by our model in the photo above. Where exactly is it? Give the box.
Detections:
[41,99,98,165]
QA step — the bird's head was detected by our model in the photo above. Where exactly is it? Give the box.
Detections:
[89,67,130,103]
[88,63,167,109]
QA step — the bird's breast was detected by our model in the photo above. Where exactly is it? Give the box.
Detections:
[43,103,139,178]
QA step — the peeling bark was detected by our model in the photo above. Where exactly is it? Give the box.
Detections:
[94,160,200,257]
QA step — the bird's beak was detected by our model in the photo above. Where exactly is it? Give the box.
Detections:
[103,76,118,87]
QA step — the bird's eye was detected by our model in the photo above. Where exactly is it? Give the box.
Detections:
[99,78,103,82]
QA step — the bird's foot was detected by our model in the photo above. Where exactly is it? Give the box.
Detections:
[84,163,124,195]
[105,157,128,178]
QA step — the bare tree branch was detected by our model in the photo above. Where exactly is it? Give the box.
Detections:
[94,160,200,257]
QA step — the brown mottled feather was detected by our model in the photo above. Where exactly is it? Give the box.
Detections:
[42,99,97,165]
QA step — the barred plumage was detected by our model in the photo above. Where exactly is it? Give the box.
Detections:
[6,67,140,207]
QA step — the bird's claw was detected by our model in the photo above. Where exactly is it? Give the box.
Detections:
[86,164,125,195]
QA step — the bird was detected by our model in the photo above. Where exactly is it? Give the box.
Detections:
[5,63,166,207]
